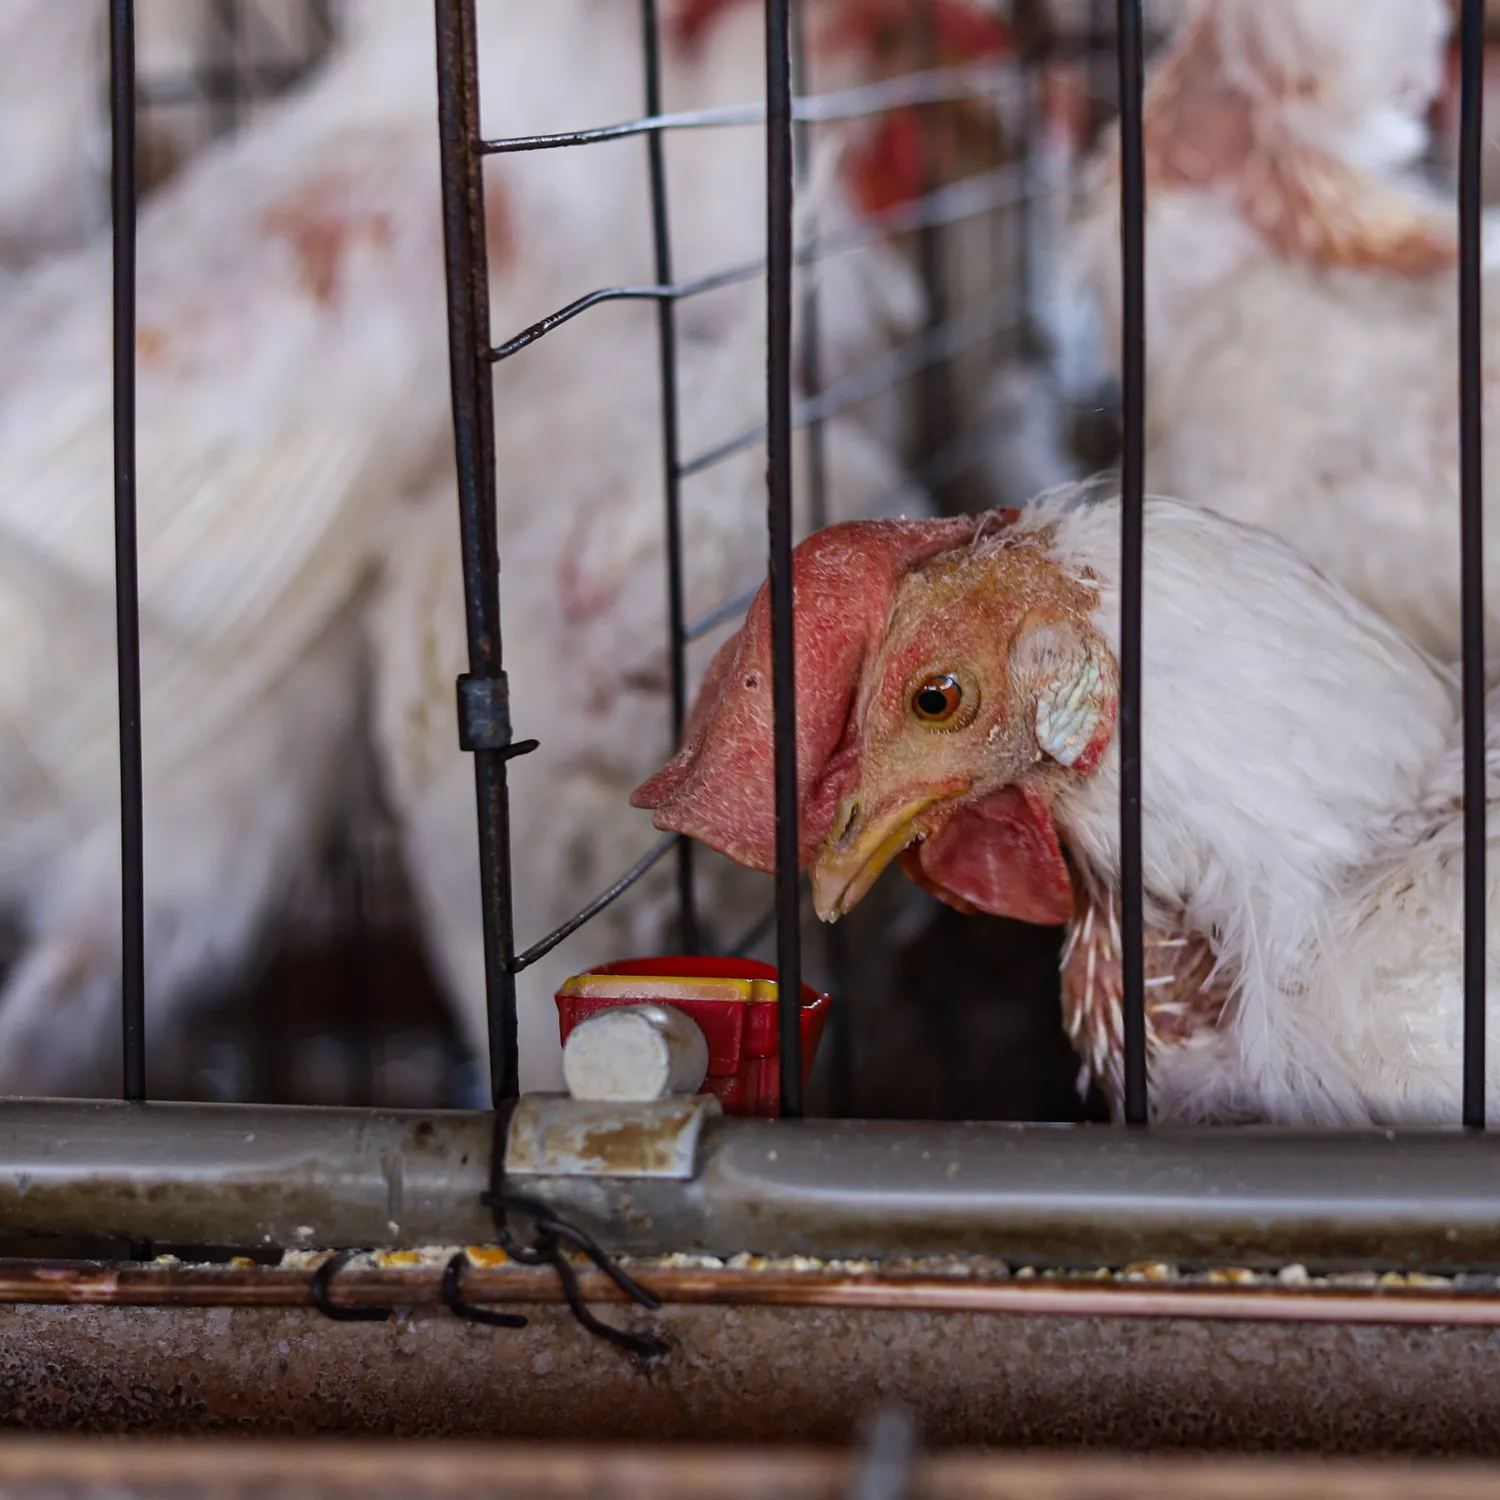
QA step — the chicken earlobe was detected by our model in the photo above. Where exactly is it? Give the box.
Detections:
[1017,617,1116,775]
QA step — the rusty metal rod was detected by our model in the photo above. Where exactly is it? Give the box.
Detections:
[8,1104,1500,1271]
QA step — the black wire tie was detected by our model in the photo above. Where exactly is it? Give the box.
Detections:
[482,1190,669,1360]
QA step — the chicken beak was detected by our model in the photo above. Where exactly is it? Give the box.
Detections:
[810,795,940,923]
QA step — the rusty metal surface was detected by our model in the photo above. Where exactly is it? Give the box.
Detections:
[0,1444,1498,1500]
[8,1298,1500,1452]
[506,1094,719,1179]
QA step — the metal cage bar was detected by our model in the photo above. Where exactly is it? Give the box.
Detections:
[766,0,804,1118]
[1459,0,1487,1130]
[111,0,147,1106]
[434,0,523,1106]
[640,0,700,959]
[1115,0,1147,1126]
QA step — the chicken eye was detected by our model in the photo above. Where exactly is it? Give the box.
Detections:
[911,673,962,723]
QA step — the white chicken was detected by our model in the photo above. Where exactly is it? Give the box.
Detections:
[0,0,653,1094]
[1067,0,1499,663]
[634,488,1500,1127]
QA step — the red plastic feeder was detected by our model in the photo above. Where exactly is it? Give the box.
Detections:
[555,956,831,1118]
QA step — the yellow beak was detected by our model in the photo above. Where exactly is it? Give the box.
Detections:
[810,796,938,923]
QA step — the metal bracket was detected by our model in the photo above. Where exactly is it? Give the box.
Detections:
[456,672,538,759]
[505,1094,720,1181]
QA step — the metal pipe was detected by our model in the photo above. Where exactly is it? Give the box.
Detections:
[9,1105,1500,1271]
[0,1101,494,1249]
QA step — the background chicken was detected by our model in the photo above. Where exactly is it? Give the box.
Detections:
[1067,0,1499,663]
[0,1,529,1093]
[635,490,1500,1126]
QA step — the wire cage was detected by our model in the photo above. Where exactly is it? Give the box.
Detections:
[1,0,1500,1444]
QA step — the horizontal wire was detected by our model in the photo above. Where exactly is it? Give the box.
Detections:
[510,833,681,974]
[489,162,1029,365]
[482,63,1011,154]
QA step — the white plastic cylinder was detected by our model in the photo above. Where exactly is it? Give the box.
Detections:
[561,1003,711,1103]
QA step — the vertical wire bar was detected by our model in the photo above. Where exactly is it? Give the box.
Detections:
[641,0,699,957]
[111,0,147,1105]
[435,0,521,1105]
[1460,0,1487,1130]
[792,0,851,1114]
[767,0,805,1118]
[791,2,829,532]
[1115,0,1147,1125]
[210,0,244,137]
[913,1,960,512]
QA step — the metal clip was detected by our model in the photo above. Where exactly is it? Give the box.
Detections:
[482,1190,668,1361]
[456,672,539,760]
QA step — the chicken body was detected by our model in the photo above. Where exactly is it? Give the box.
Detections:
[633,488,1500,1126]
[1069,0,1499,662]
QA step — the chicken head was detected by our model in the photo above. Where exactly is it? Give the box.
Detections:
[632,513,1117,929]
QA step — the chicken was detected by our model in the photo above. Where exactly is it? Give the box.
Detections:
[369,0,1011,1097]
[1067,0,1499,663]
[0,1,562,1094]
[634,489,1500,1127]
